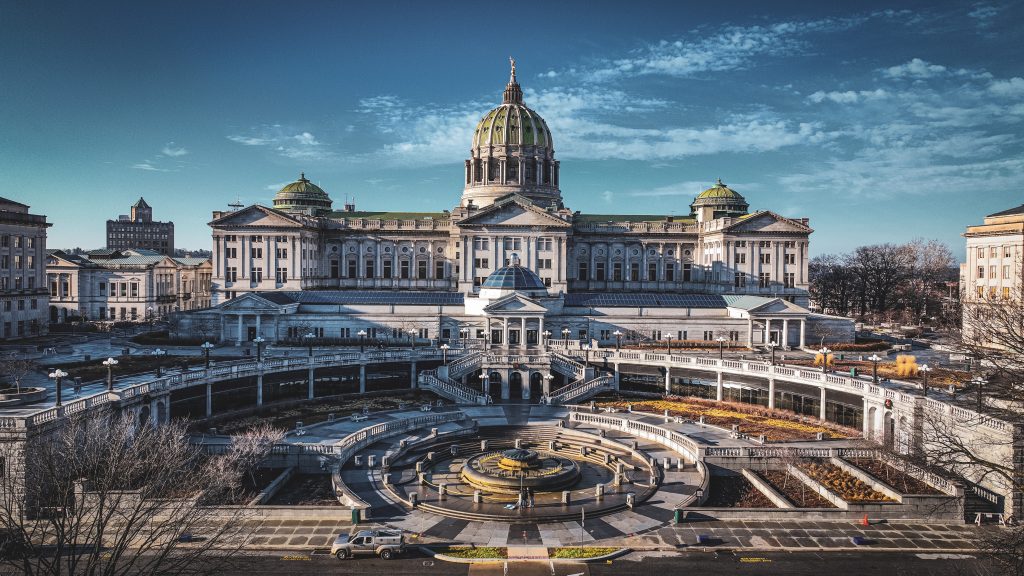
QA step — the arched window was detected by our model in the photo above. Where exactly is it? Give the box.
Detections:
[506,158,518,183]
[542,159,551,184]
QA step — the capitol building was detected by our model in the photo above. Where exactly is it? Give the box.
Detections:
[179,62,851,378]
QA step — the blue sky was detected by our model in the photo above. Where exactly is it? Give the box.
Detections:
[1,1,1022,258]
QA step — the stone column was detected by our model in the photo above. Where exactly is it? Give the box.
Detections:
[255,314,261,337]
[767,378,775,409]
[799,320,806,348]
[819,386,827,421]
[664,365,671,395]
[359,363,366,394]
[205,383,212,417]
[236,314,244,346]
[520,317,526,350]
[410,361,417,389]
[613,362,620,390]
[782,319,789,348]
[502,318,509,349]
[308,366,315,400]
[747,317,754,348]
[257,372,263,407]
[862,397,871,439]
[716,371,724,401]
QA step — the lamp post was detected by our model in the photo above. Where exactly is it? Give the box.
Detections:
[253,336,265,363]
[664,334,673,355]
[147,306,154,330]
[818,347,832,373]
[868,354,882,384]
[542,330,551,350]
[201,341,214,369]
[102,357,118,391]
[459,328,468,348]
[716,336,727,360]
[479,373,488,394]
[972,376,987,411]
[919,364,932,397]
[441,343,450,365]
[152,348,166,377]
[357,329,367,353]
[613,330,622,351]
[561,328,570,342]
[49,369,68,406]
[766,342,777,366]
[304,332,315,357]
[544,373,554,397]
[407,329,417,350]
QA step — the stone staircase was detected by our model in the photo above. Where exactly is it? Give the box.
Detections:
[418,370,488,405]
[550,351,585,380]
[548,374,615,405]
[447,350,483,379]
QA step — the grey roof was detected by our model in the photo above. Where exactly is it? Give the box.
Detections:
[172,257,209,266]
[565,293,728,308]
[988,204,1024,218]
[255,291,464,306]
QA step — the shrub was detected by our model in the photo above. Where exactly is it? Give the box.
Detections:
[549,547,619,559]
[433,546,507,559]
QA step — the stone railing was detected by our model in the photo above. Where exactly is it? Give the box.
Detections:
[484,353,551,367]
[447,351,482,379]
[335,218,450,231]
[549,375,614,405]
[418,371,487,405]
[550,352,585,378]
[567,410,702,462]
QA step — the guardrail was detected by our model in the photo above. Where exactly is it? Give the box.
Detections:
[418,371,487,405]
[447,351,482,379]
[550,352,585,379]
[549,375,614,405]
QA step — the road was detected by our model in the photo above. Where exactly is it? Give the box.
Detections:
[211,549,995,576]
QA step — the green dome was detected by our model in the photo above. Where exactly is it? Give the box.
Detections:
[696,179,744,201]
[474,104,553,148]
[273,173,333,216]
[690,179,749,217]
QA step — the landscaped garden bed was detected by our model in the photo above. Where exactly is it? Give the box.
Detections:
[210,393,429,434]
[703,475,775,508]
[265,473,338,506]
[756,470,836,508]
[847,458,944,495]
[549,547,619,559]
[799,459,894,503]
[432,546,507,559]
[596,397,858,441]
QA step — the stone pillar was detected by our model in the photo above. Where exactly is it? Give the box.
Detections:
[716,371,724,401]
[236,314,243,346]
[308,366,315,400]
[613,362,620,390]
[819,386,827,421]
[799,320,806,348]
[410,361,417,388]
[747,317,754,348]
[862,397,871,439]
[255,314,261,337]
[520,317,526,350]
[502,318,509,350]
[664,365,671,395]
[595,484,604,499]
[359,363,366,394]
[767,378,775,410]
[257,373,263,407]
[782,319,789,348]
[205,383,212,417]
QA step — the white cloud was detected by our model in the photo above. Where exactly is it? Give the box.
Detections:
[132,161,170,172]
[990,77,1024,97]
[264,181,293,191]
[808,89,889,104]
[160,142,188,157]
[630,180,730,198]
[600,191,613,203]
[227,126,333,161]
[538,70,558,79]
[883,58,947,79]
[968,4,998,23]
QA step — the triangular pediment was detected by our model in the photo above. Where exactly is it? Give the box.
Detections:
[209,205,307,228]
[483,293,549,314]
[216,292,294,312]
[723,211,813,234]
[459,195,570,228]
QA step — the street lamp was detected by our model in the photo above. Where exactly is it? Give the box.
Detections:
[868,354,883,384]
[664,333,673,355]
[407,329,417,350]
[357,329,367,353]
[49,369,68,406]
[102,357,119,391]
[152,348,166,377]
[561,328,571,341]
[716,336,728,360]
[818,347,832,373]
[919,364,932,397]
[304,331,315,357]
[147,306,154,329]
[766,342,777,366]
[479,373,488,394]
[613,330,623,351]
[441,343,450,365]
[253,336,265,363]
[459,328,469,347]
[543,373,554,396]
[201,341,214,369]
[542,330,551,350]
[972,376,987,411]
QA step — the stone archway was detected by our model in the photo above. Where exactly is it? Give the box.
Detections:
[866,406,877,441]
[155,400,167,426]
[509,372,524,401]
[489,371,503,399]
[530,372,543,399]
[138,405,151,428]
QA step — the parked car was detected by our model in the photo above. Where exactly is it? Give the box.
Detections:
[331,529,404,560]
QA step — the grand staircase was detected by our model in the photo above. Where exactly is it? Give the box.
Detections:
[418,370,488,405]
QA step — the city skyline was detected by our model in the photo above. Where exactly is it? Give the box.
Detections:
[2,1,1023,257]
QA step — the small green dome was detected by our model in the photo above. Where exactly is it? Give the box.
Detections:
[690,178,749,217]
[696,178,744,200]
[273,173,333,216]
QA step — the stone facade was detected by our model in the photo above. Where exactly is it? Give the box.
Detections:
[46,249,211,322]
[960,203,1024,347]
[106,197,175,256]
[0,197,50,340]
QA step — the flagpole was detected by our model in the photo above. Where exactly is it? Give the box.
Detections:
[580,506,584,551]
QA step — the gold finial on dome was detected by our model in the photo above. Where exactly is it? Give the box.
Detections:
[509,56,517,82]
[503,58,523,105]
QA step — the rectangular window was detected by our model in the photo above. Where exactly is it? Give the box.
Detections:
[538,259,552,269]
[400,260,410,279]
[474,276,485,287]
[978,247,985,258]
[250,247,262,259]
[347,258,357,278]
[735,241,746,248]
[276,247,287,259]
[734,272,746,288]
[98,282,106,294]
[226,267,237,282]
[729,330,740,342]
[119,283,127,297]
[503,237,522,250]
[977,286,984,297]
[435,261,444,279]
[783,241,795,248]
[595,262,606,281]
[612,262,623,281]
[1004,265,1011,279]
[383,260,393,279]
[417,260,427,279]
[578,262,589,280]
[367,260,376,278]
[276,268,288,283]
[225,247,237,259]
[1005,247,1012,258]
[990,266,997,279]
[734,253,746,264]
[1004,287,1011,300]
[647,262,657,282]
[759,272,771,288]
[665,263,675,282]
[474,237,489,250]
[250,267,262,282]
[759,241,771,248]
[760,253,771,264]
[784,272,795,288]
[330,260,340,278]
[784,253,796,265]
[538,237,553,251]
[474,257,490,269]
[978,266,985,278]
[30,299,36,309]
[703,330,714,341]
[629,262,640,281]
[991,247,998,258]
[990,286,997,299]
[682,264,692,282]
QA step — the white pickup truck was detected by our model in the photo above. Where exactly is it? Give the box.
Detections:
[331,529,405,560]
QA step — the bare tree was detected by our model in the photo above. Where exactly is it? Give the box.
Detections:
[190,317,219,343]
[0,413,283,576]
[0,353,34,394]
